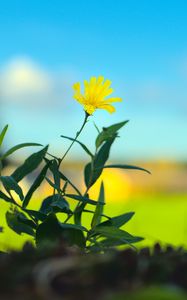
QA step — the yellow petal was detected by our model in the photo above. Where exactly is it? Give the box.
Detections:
[106,97,122,103]
[98,103,116,113]
[101,88,114,98]
[72,82,81,93]
[90,76,97,87]
[84,104,95,115]
[102,79,112,90]
[97,76,104,85]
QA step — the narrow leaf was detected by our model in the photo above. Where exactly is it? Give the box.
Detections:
[96,120,128,148]
[45,176,60,192]
[11,146,48,182]
[66,194,98,205]
[101,164,151,174]
[23,162,50,208]
[84,138,115,188]
[93,226,143,244]
[0,143,42,160]
[60,223,87,232]
[61,135,93,157]
[23,209,47,221]
[17,213,37,229]
[0,176,24,200]
[0,125,8,147]
[6,211,34,236]
[91,181,105,228]
[98,236,143,248]
[49,160,61,191]
[98,212,135,228]
[0,191,14,203]
[59,171,82,196]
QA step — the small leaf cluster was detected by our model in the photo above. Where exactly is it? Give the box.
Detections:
[0,121,149,251]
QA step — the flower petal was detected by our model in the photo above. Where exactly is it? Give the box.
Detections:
[84,104,95,115]
[98,103,116,113]
[72,82,81,93]
[105,97,122,103]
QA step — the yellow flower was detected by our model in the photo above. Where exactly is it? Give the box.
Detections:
[72,76,122,115]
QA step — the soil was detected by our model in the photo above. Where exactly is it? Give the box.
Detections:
[0,243,187,300]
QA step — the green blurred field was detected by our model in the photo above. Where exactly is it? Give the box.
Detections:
[0,193,187,251]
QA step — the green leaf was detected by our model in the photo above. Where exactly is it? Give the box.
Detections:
[59,171,82,196]
[0,176,24,200]
[46,161,81,196]
[51,195,72,214]
[84,138,115,188]
[61,135,94,157]
[11,146,48,182]
[98,212,135,228]
[60,223,87,232]
[0,191,14,203]
[92,226,143,244]
[39,195,55,214]
[74,202,87,226]
[102,164,151,174]
[17,213,37,229]
[36,213,63,246]
[91,181,105,228]
[36,214,86,248]
[66,194,98,205]
[23,209,47,222]
[0,125,8,147]
[39,194,72,214]
[96,120,128,148]
[6,211,35,236]
[49,160,61,191]
[40,194,72,214]
[61,228,86,248]
[23,162,50,208]
[0,143,42,161]
[98,236,143,248]
[45,177,60,192]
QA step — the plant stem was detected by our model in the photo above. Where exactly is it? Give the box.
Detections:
[58,111,89,167]
[51,111,89,198]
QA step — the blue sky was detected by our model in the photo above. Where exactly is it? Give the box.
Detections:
[0,0,187,161]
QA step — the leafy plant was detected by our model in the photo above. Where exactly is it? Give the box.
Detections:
[0,76,150,251]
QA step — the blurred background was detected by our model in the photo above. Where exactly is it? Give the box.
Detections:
[0,0,187,250]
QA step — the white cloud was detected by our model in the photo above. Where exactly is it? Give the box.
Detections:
[0,57,53,103]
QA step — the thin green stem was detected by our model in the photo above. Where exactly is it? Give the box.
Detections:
[51,111,89,198]
[59,111,89,166]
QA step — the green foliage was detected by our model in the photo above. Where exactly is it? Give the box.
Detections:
[0,124,8,147]
[11,146,48,182]
[0,117,150,251]
[107,287,187,300]
[6,210,35,236]
[23,162,51,208]
[36,213,86,248]
[95,120,129,148]
[0,176,24,200]
[0,143,42,161]
[91,181,105,228]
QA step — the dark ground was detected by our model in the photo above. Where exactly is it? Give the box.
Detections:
[0,242,187,300]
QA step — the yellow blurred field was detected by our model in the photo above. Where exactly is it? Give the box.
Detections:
[0,193,187,251]
[0,161,186,251]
